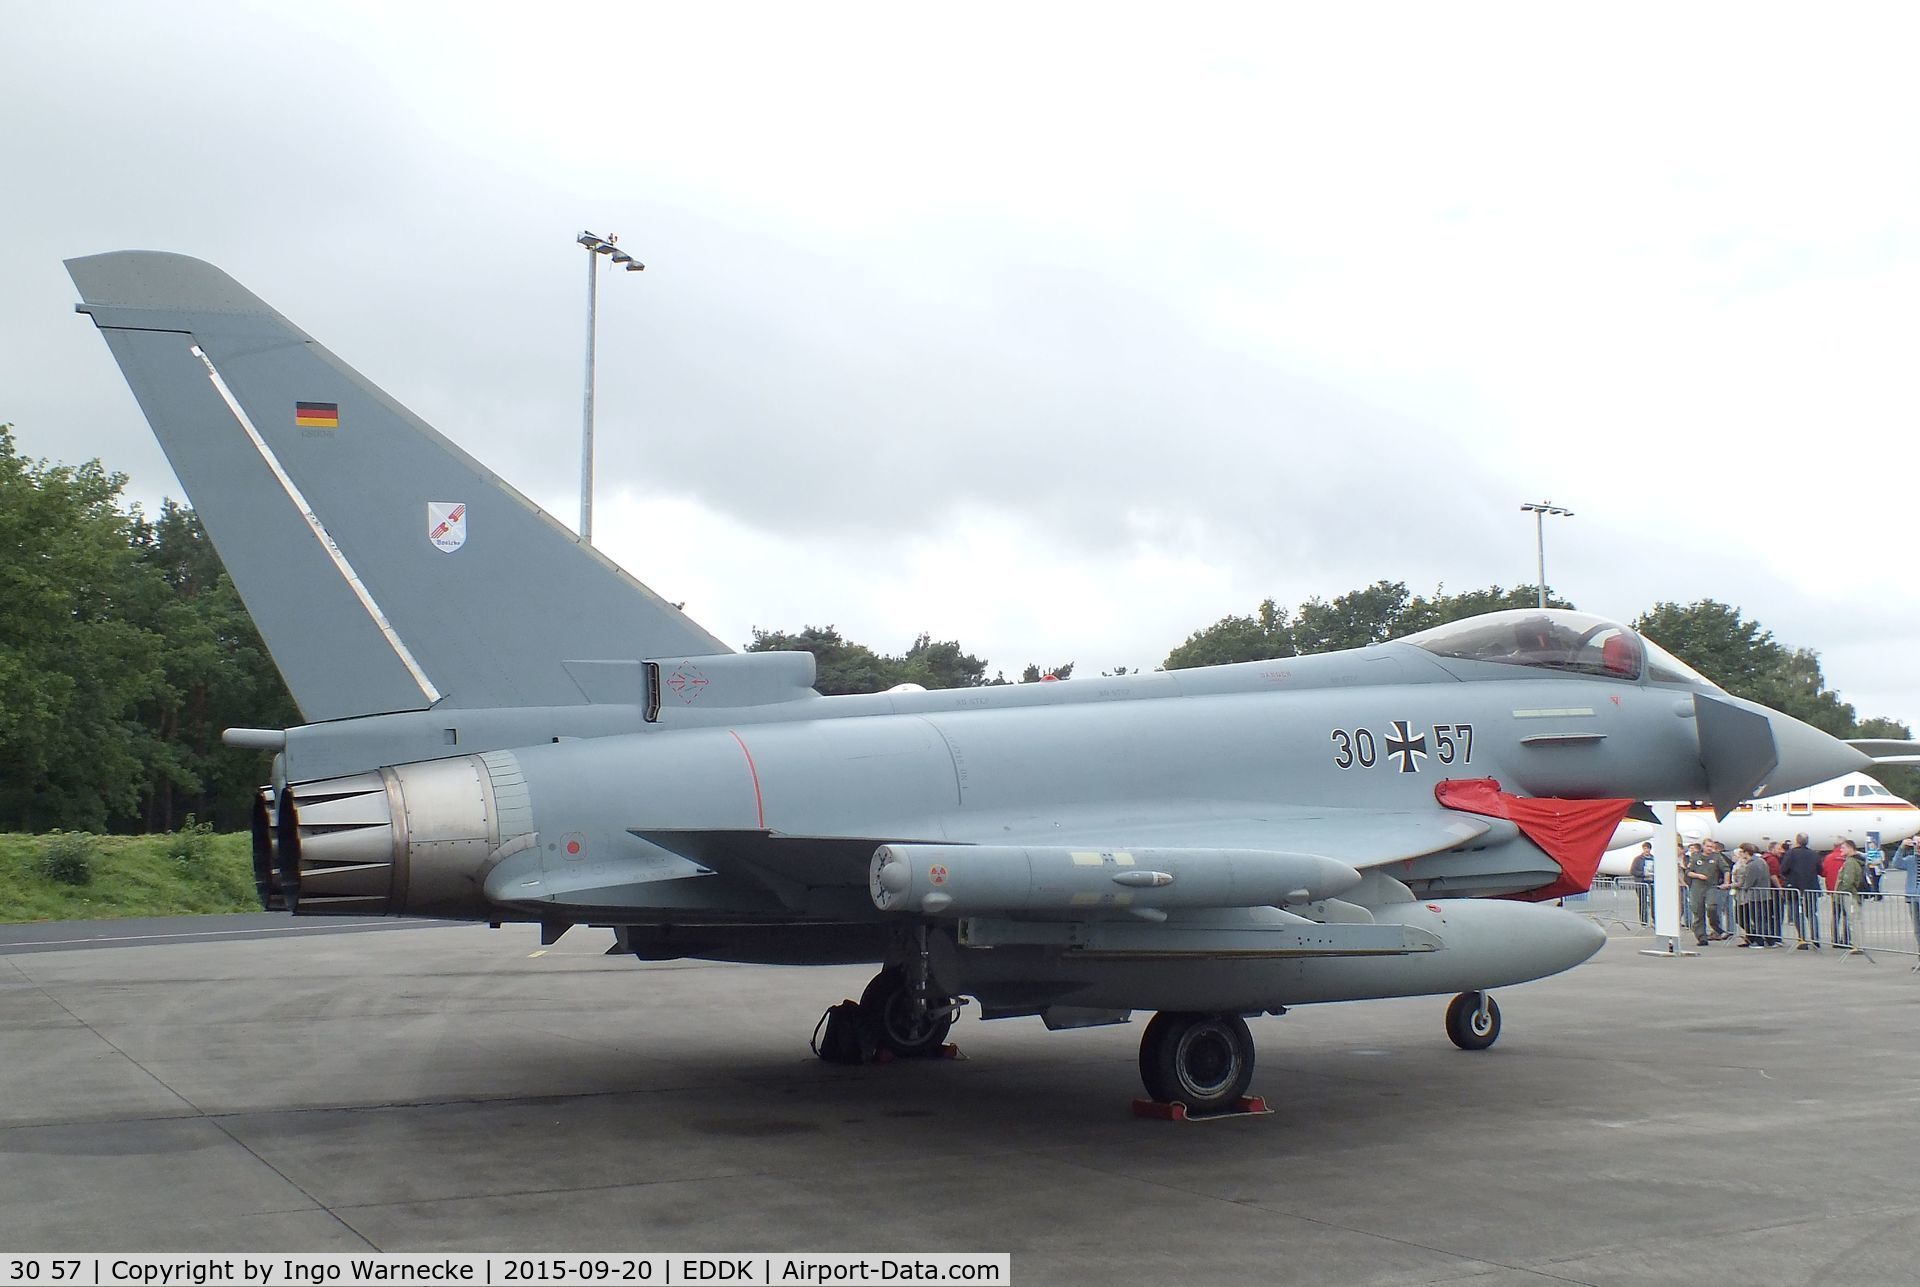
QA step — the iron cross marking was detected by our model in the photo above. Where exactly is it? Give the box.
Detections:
[1385,720,1429,774]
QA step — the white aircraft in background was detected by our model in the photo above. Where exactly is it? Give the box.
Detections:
[1599,772,1920,875]
[1609,819,1658,850]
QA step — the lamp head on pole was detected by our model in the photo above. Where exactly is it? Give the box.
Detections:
[578,231,645,271]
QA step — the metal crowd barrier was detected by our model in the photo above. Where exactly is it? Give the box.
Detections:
[1573,876,1653,930]
[1834,888,1920,965]
[1576,873,1920,968]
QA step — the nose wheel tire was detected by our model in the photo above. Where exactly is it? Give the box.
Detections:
[1138,1012,1256,1113]
[859,967,956,1058]
[1445,991,1501,1050]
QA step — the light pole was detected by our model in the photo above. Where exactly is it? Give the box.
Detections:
[1519,501,1574,608]
[577,230,643,545]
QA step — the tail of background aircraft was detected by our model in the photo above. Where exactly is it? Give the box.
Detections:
[68,251,729,723]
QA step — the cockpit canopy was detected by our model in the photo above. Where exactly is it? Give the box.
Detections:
[1398,609,1719,687]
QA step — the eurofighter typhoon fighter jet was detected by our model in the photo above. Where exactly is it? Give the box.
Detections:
[67,251,1870,1112]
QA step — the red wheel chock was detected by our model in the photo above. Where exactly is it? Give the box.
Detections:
[1131,1095,1271,1121]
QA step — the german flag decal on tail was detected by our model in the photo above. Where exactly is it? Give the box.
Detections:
[295,401,340,428]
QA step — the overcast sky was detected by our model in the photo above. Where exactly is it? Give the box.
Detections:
[4,3,1916,725]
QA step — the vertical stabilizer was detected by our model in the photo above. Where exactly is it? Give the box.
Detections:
[68,251,730,722]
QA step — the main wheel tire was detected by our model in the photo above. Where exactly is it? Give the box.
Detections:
[1137,1011,1256,1113]
[859,967,955,1058]
[1445,992,1502,1050]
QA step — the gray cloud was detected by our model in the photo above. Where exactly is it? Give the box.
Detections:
[5,5,1917,724]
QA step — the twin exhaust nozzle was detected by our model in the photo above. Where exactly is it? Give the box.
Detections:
[252,753,520,918]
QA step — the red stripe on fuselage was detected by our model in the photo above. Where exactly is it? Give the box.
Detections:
[1674,802,1916,815]
[729,729,765,829]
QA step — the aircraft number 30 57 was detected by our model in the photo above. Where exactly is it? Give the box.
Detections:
[1331,721,1474,774]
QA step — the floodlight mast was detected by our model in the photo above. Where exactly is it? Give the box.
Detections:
[1519,501,1574,609]
[577,230,644,546]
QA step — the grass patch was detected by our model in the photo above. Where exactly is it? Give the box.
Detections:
[0,830,258,923]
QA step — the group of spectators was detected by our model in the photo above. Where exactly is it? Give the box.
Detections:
[1625,834,1920,953]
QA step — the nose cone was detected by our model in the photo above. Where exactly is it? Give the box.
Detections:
[1695,692,1870,816]
[1767,711,1872,795]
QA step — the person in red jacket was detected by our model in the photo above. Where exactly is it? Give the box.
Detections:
[1822,844,1848,892]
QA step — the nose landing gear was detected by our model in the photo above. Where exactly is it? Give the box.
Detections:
[1445,990,1501,1050]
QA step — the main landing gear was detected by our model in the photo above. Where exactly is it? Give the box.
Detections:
[817,921,963,1064]
[1136,1012,1257,1114]
[1445,990,1502,1050]
[859,965,959,1057]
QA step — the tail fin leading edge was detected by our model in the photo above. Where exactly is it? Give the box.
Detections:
[68,251,730,723]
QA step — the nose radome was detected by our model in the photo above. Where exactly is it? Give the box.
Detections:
[1696,692,1872,814]
[1767,712,1871,796]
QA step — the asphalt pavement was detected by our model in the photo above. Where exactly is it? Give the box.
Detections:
[0,912,461,954]
[2,916,1916,1285]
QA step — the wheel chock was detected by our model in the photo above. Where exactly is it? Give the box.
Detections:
[867,1044,964,1066]
[1131,1095,1272,1121]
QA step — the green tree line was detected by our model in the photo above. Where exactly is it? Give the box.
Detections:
[3,428,1911,833]
[745,626,1073,693]
[0,428,298,833]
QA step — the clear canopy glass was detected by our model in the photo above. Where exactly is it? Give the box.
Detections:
[1398,608,1718,687]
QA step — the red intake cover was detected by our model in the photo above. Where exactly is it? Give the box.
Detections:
[1435,778,1635,902]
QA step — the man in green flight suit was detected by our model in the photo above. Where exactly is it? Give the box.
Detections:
[1686,841,1727,947]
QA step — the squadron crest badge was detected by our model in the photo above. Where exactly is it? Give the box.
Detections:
[427,501,467,553]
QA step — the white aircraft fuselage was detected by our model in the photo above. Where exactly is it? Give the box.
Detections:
[1599,771,1920,874]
